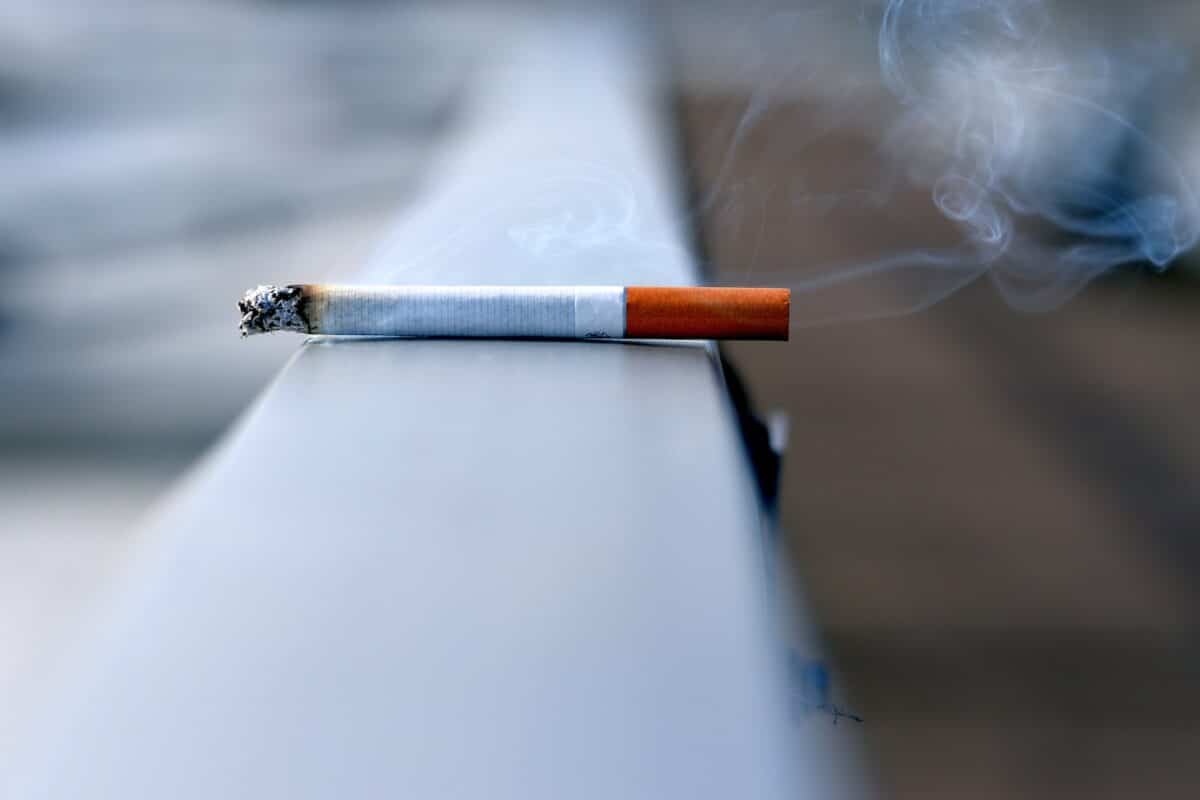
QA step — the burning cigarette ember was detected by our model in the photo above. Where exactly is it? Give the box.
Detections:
[238,285,790,340]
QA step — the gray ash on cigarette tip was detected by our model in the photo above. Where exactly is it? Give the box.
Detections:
[238,284,309,336]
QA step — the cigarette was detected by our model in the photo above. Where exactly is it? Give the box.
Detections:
[238,284,790,340]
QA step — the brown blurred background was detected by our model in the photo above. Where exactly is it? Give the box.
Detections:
[683,89,1200,797]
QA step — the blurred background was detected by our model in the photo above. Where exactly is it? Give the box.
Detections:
[2,0,1199,797]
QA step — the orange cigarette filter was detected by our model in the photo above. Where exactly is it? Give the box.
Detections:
[625,287,790,340]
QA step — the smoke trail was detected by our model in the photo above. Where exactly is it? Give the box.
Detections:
[697,0,1199,322]
[357,2,1198,322]
[853,0,1199,311]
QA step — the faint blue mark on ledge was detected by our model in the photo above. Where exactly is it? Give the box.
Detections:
[790,653,863,725]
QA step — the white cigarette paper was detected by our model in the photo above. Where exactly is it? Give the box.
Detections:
[239,284,625,339]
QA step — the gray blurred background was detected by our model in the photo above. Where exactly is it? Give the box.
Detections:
[3,1,1199,797]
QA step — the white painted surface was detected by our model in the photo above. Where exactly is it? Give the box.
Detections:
[6,9,862,799]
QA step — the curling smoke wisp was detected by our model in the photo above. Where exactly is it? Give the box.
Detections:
[832,0,1199,312]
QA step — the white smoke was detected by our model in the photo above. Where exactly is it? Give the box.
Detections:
[700,0,1200,318]
[876,0,1198,308]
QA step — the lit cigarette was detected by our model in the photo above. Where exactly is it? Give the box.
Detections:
[239,285,790,340]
